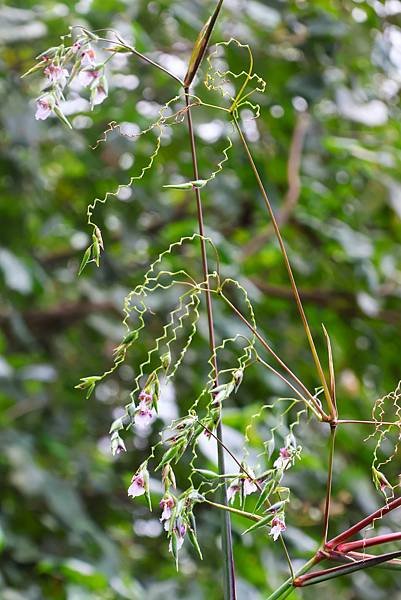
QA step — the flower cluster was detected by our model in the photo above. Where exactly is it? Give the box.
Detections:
[24,34,109,127]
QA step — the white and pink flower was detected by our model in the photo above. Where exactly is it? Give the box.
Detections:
[160,495,175,530]
[44,63,69,87]
[270,516,286,541]
[80,46,96,66]
[169,520,187,553]
[91,84,107,106]
[273,447,292,470]
[128,466,149,498]
[72,41,82,54]
[35,96,53,120]
[79,68,100,87]
[134,400,153,428]
[227,469,258,504]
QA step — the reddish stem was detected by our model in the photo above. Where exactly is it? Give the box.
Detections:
[326,496,401,550]
[336,532,401,553]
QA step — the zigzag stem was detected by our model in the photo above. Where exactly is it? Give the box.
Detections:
[231,114,335,421]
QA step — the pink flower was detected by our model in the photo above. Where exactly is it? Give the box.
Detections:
[273,447,292,470]
[270,516,286,541]
[79,69,100,87]
[72,41,81,54]
[134,400,153,428]
[91,84,107,106]
[35,97,53,120]
[227,482,241,504]
[138,390,153,404]
[243,478,258,496]
[128,474,145,498]
[44,63,69,87]
[160,495,175,520]
[169,521,187,552]
[160,495,175,530]
[227,470,258,504]
[81,46,96,66]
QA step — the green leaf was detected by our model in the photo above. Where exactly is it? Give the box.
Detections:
[78,246,92,276]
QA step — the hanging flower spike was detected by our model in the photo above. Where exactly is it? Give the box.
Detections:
[80,46,96,66]
[44,63,69,88]
[270,515,286,541]
[128,464,149,498]
[35,96,54,120]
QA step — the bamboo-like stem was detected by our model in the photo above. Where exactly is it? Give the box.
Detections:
[321,425,337,545]
[232,115,336,421]
[184,89,236,600]
[266,555,321,600]
[326,496,401,550]
[336,532,401,553]
[294,550,401,587]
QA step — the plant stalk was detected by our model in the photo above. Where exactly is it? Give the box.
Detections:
[321,424,337,545]
[184,88,236,600]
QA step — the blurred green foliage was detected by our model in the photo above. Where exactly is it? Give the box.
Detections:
[1,0,401,598]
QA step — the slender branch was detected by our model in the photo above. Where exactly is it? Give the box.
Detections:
[326,496,401,550]
[233,115,336,420]
[337,532,401,553]
[220,291,327,419]
[204,499,262,522]
[184,89,236,600]
[241,111,310,259]
[337,419,401,427]
[321,425,337,545]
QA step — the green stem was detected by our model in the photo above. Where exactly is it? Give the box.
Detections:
[233,115,336,421]
[205,499,262,522]
[266,555,320,600]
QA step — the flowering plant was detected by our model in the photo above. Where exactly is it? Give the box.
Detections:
[24,2,401,598]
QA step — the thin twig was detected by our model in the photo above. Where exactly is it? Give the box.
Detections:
[233,115,335,421]
[241,111,310,259]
